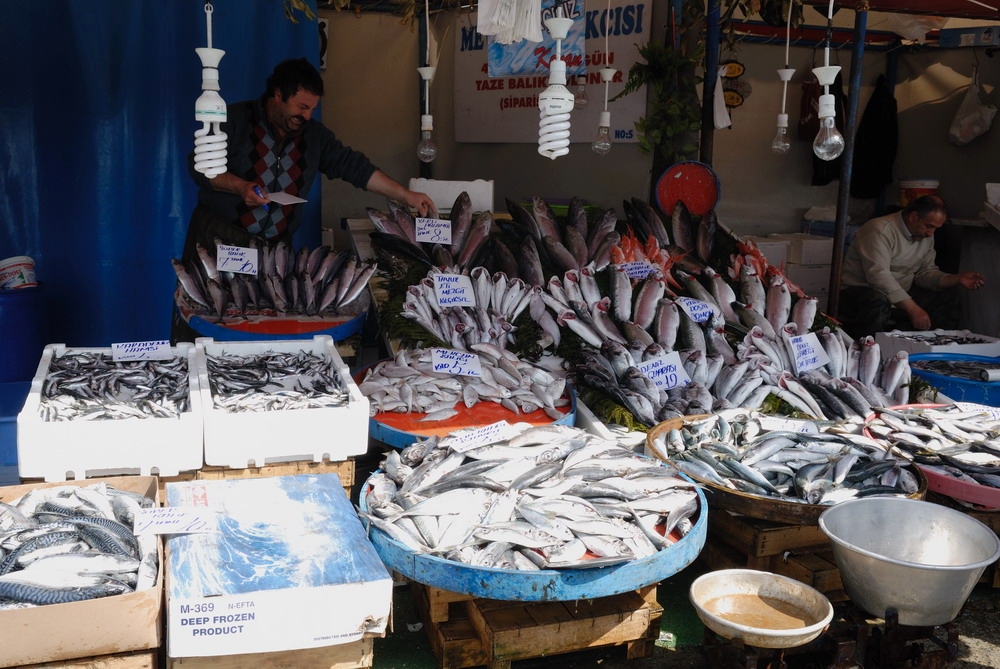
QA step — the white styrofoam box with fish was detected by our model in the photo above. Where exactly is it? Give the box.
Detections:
[165,474,391,658]
[768,233,835,265]
[0,476,162,667]
[195,335,368,468]
[17,343,204,482]
[875,329,1000,357]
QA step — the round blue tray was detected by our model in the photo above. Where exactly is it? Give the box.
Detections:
[360,472,707,601]
[182,307,366,342]
[909,352,1000,407]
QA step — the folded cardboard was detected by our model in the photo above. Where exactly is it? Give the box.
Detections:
[165,474,392,658]
[876,329,1000,357]
[0,476,162,668]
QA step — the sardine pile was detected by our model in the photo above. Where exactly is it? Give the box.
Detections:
[361,424,700,569]
[0,483,158,608]
[648,410,921,506]
[889,332,994,346]
[866,405,1000,491]
[173,240,375,320]
[205,350,350,413]
[910,358,1000,382]
[359,346,569,422]
[39,352,191,421]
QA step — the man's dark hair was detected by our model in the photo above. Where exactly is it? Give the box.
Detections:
[263,58,324,102]
[903,194,947,220]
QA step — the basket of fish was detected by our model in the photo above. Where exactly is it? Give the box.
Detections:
[17,343,204,482]
[357,347,576,449]
[0,476,162,667]
[909,353,1000,407]
[865,403,1000,509]
[195,335,369,468]
[645,409,927,525]
[359,423,708,602]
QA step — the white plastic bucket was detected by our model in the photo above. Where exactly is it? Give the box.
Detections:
[899,179,940,207]
[0,256,37,290]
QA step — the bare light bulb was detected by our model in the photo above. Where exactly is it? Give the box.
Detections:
[573,77,590,110]
[417,114,438,163]
[771,113,791,154]
[592,110,612,156]
[812,94,844,161]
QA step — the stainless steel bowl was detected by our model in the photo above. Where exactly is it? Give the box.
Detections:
[819,497,1000,626]
[689,569,834,649]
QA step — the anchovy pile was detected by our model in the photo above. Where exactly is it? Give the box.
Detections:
[205,350,350,413]
[361,423,700,569]
[173,240,376,320]
[910,358,1000,382]
[888,332,995,346]
[39,352,191,422]
[359,346,569,422]
[0,483,158,608]
[648,410,921,506]
[866,405,1000,492]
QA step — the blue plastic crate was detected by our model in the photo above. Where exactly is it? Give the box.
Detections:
[0,381,30,467]
[909,353,1000,407]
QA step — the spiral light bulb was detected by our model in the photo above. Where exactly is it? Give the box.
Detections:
[538,14,574,160]
[192,4,227,178]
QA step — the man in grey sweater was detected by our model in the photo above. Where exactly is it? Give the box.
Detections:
[837,195,986,338]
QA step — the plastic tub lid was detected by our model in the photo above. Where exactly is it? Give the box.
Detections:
[656,161,720,218]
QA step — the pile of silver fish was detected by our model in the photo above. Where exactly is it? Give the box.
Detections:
[361,423,701,569]
[38,351,191,422]
[0,482,158,608]
[205,350,350,413]
[358,346,570,421]
[648,409,921,505]
[866,405,1000,491]
[910,357,1000,382]
[173,240,375,320]
[887,332,994,346]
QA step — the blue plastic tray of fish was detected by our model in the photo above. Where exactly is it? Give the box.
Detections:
[17,343,205,482]
[910,353,1000,407]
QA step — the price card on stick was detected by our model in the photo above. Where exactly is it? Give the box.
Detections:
[112,340,173,362]
[217,245,258,275]
[448,421,518,453]
[432,348,483,377]
[416,217,452,245]
[785,332,831,373]
[638,351,691,390]
[675,296,717,323]
[433,273,476,308]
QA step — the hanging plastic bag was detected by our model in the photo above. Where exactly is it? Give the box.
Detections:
[949,67,997,146]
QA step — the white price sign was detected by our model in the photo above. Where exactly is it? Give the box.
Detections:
[638,351,691,390]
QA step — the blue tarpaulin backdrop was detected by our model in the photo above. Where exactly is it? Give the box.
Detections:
[1,0,321,352]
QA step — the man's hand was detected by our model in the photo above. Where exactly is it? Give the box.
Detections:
[956,271,986,290]
[899,299,931,330]
[404,191,437,218]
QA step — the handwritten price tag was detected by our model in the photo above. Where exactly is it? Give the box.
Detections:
[216,245,258,275]
[784,332,831,373]
[638,351,691,390]
[758,416,820,434]
[133,507,215,535]
[675,296,717,324]
[448,421,518,453]
[618,261,654,280]
[433,274,476,308]
[111,340,173,362]
[416,217,452,245]
[432,348,483,377]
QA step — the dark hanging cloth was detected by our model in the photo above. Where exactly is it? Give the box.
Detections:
[812,69,849,186]
[850,74,898,198]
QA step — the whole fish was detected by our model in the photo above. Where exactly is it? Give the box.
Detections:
[696,210,717,263]
[670,200,695,252]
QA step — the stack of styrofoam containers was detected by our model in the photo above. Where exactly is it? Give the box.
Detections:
[768,233,835,311]
[17,343,204,481]
[743,236,790,269]
[195,335,369,468]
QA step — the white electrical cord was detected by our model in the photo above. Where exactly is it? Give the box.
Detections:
[193,2,228,178]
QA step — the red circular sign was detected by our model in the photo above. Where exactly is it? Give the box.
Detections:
[655,161,720,218]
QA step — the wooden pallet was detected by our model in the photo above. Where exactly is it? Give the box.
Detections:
[411,582,662,669]
[18,649,158,669]
[166,637,373,669]
[701,510,848,602]
[158,458,355,501]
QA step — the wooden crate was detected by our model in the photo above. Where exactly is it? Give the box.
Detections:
[20,650,158,669]
[167,637,373,669]
[412,583,662,669]
[158,458,355,502]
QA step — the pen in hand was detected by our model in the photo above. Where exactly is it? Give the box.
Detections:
[253,185,270,211]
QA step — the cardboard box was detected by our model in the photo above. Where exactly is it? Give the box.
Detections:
[769,233,835,265]
[0,476,162,667]
[743,236,789,269]
[875,329,1000,357]
[17,343,204,481]
[165,474,392,658]
[939,25,1000,48]
[784,263,832,298]
[195,335,369,468]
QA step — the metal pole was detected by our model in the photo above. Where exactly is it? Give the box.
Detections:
[700,0,720,165]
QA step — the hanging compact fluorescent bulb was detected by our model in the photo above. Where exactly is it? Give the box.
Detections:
[537,10,575,160]
[812,0,845,161]
[771,4,794,155]
[417,67,438,163]
[193,1,228,179]
[591,68,617,156]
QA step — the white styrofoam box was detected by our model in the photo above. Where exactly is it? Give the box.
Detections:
[165,475,391,658]
[196,335,368,468]
[768,233,835,265]
[743,236,789,269]
[17,343,204,482]
[784,262,832,298]
[875,329,1000,357]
